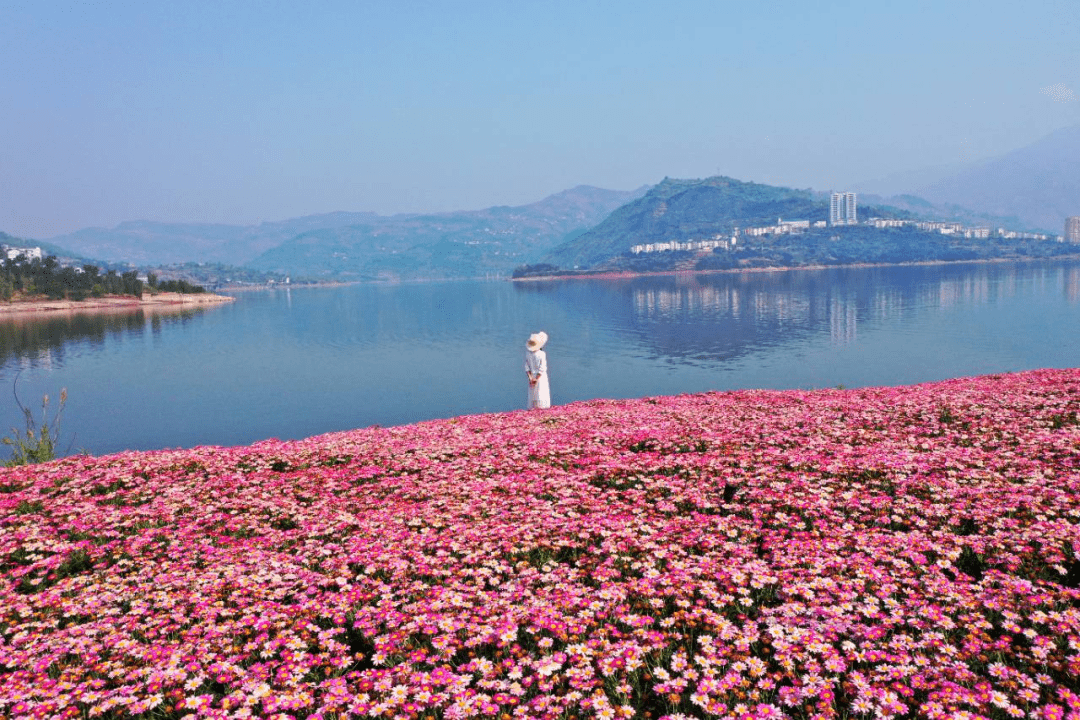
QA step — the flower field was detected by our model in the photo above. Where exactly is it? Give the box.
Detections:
[2,369,1079,720]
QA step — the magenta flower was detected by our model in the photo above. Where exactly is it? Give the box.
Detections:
[2,368,1079,719]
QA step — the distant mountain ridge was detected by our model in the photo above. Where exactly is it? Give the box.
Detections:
[917,124,1080,233]
[43,213,400,267]
[246,185,649,280]
[20,136,1078,281]
[38,186,647,279]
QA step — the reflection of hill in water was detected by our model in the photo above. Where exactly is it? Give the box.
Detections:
[0,306,207,367]
[515,263,1080,366]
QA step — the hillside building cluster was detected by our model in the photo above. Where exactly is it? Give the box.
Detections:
[865,218,1054,241]
[741,219,827,237]
[630,236,738,255]
[630,192,1072,256]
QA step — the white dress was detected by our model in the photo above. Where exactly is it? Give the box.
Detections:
[525,349,550,409]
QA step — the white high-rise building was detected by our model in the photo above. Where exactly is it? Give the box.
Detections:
[830,192,857,226]
[1066,216,1080,243]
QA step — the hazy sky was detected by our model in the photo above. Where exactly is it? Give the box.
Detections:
[2,0,1078,239]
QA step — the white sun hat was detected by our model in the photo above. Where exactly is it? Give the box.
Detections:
[526,332,548,351]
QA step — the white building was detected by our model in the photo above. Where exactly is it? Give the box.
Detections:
[830,192,857,226]
[867,218,910,229]
[630,235,735,255]
[1066,216,1080,244]
[917,221,963,234]
[996,228,1051,241]
[2,245,43,261]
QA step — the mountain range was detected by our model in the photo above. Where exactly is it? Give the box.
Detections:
[915,124,1080,233]
[6,123,1077,281]
[247,185,648,280]
[857,123,1080,233]
[37,186,647,280]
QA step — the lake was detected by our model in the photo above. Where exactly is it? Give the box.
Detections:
[3,259,1079,457]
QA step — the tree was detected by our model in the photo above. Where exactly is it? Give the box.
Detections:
[121,271,141,296]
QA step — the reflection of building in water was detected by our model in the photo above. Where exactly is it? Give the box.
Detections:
[908,269,1015,311]
[755,290,811,324]
[601,263,1080,375]
[870,287,904,324]
[920,265,1080,310]
[1066,268,1080,303]
[632,279,862,349]
[830,296,857,344]
[633,282,820,327]
[627,264,1080,359]
[932,275,993,308]
[633,284,741,319]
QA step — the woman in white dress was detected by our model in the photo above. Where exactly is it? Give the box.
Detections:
[525,332,550,409]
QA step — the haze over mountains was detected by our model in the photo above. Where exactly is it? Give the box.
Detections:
[914,124,1080,233]
[7,123,1077,282]
[39,186,647,280]
[857,123,1080,233]
[247,185,649,280]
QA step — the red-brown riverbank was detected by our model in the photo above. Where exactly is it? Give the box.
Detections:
[0,291,235,316]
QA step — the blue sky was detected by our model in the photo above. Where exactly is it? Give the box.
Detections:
[2,0,1078,239]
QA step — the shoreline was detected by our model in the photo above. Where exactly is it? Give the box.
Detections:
[0,291,236,316]
[509,253,1080,283]
[214,280,359,292]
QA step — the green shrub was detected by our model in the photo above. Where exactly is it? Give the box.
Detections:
[2,385,69,467]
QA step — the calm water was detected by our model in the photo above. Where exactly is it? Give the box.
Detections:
[3,260,1079,457]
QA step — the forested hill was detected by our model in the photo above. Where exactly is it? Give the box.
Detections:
[542,176,908,270]
[243,185,650,280]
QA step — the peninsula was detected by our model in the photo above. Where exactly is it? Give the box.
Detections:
[520,177,1077,279]
[1,243,235,315]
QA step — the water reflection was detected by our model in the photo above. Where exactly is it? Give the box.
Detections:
[0,305,212,368]
[514,261,1080,367]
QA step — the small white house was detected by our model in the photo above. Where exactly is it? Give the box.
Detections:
[2,245,44,261]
